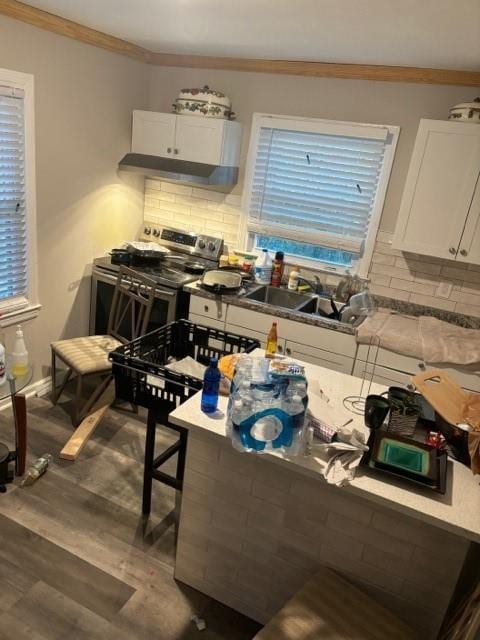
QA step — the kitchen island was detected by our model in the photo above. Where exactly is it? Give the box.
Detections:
[169,353,480,638]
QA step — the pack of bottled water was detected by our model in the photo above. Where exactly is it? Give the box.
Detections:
[226,356,308,455]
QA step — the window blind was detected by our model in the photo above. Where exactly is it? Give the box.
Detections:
[0,86,27,304]
[248,125,389,254]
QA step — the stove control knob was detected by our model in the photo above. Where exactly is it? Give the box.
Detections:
[152,229,160,237]
[208,241,216,252]
[144,226,152,235]
[198,239,206,249]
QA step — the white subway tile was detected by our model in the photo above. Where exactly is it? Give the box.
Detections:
[224,194,243,206]
[370,264,414,281]
[368,273,391,287]
[374,241,403,257]
[205,220,236,234]
[319,545,404,594]
[174,194,208,207]
[223,213,241,226]
[161,182,193,196]
[371,252,396,266]
[326,512,413,559]
[396,257,441,275]
[369,284,410,301]
[145,178,162,191]
[376,230,394,244]
[409,294,455,311]
[390,278,436,296]
[192,187,225,202]
[450,289,480,306]
[158,201,191,215]
[455,303,480,317]
[371,512,467,559]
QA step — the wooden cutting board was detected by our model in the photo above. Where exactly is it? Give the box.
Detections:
[411,368,469,425]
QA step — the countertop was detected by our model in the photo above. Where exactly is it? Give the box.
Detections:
[184,281,356,335]
[169,349,480,543]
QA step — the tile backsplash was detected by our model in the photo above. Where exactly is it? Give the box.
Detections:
[143,180,480,319]
[143,179,242,250]
[369,231,480,318]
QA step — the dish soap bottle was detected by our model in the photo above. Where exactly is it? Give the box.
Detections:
[11,325,28,377]
[201,357,221,414]
[266,321,278,357]
[288,266,300,291]
[255,249,273,285]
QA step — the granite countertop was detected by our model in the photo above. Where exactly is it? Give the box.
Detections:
[184,281,357,335]
[170,349,480,543]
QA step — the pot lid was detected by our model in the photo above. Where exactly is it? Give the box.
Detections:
[450,97,480,109]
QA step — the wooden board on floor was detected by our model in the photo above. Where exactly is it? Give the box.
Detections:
[60,403,111,461]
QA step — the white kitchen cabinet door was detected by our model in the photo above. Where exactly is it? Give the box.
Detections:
[132,111,176,157]
[457,175,480,265]
[393,120,480,260]
[225,322,286,352]
[284,340,354,375]
[174,116,225,165]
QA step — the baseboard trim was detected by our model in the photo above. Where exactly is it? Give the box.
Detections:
[0,376,51,412]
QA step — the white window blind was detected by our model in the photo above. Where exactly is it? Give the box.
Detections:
[0,85,27,305]
[247,123,390,255]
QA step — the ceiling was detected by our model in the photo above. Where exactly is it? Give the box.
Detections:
[25,0,480,70]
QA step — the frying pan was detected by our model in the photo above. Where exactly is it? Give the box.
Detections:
[200,269,243,294]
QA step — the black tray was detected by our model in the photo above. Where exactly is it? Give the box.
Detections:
[362,429,447,494]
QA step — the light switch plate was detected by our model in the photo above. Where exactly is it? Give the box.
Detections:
[436,282,453,299]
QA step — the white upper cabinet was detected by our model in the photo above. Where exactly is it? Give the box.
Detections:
[131,110,242,167]
[132,111,176,158]
[393,120,480,263]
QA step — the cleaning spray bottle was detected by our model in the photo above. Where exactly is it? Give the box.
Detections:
[11,325,29,377]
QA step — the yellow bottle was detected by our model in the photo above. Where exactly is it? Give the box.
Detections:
[266,322,278,358]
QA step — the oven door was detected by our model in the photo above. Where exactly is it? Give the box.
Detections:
[90,268,178,336]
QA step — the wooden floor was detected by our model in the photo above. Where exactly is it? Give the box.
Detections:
[0,395,261,640]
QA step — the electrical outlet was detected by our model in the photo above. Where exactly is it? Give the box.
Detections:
[436,282,453,299]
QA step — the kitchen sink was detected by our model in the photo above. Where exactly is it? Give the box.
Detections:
[244,285,317,312]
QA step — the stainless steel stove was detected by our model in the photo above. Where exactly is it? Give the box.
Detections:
[90,225,223,334]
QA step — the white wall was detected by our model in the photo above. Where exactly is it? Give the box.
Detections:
[0,15,149,380]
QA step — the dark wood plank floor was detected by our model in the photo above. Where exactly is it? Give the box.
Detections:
[0,395,261,640]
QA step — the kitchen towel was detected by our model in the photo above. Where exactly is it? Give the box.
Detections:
[356,310,422,358]
[419,316,480,366]
[357,310,480,367]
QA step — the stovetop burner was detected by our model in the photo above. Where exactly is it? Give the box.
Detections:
[94,225,223,289]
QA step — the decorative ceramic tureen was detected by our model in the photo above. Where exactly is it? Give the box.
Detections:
[172,85,234,120]
[449,97,480,123]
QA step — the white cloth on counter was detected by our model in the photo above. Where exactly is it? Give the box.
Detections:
[304,379,369,486]
[314,430,369,487]
[356,309,480,367]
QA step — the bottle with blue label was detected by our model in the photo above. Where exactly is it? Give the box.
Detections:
[254,249,272,285]
[201,357,221,414]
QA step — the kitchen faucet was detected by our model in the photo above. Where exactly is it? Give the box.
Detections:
[297,275,324,294]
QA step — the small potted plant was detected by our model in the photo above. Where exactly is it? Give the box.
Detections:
[387,387,421,438]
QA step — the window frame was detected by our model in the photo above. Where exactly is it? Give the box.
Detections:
[0,68,39,327]
[241,113,399,278]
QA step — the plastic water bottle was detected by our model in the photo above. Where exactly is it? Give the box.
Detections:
[201,357,221,414]
[20,454,52,487]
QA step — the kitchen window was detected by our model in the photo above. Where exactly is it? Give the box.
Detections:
[0,68,38,326]
[242,114,399,277]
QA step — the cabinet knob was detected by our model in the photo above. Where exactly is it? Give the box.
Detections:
[286,348,292,356]
[418,362,426,371]
[167,147,172,153]
[174,148,179,155]
[277,345,283,353]
[449,247,457,255]
[460,249,468,257]
[204,305,209,313]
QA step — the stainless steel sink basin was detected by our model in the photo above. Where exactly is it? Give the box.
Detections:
[244,285,317,312]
